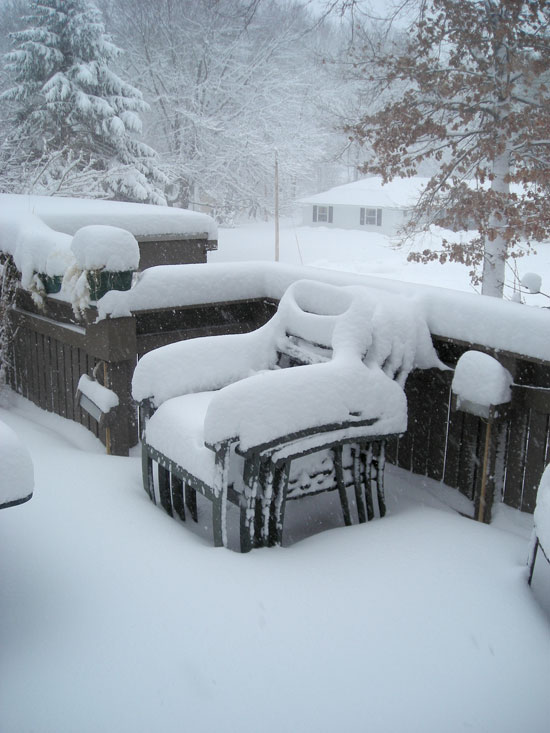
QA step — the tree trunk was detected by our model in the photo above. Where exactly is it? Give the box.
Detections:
[481,151,510,298]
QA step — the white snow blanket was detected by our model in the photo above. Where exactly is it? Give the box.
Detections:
[452,351,512,410]
[534,465,550,554]
[72,225,140,272]
[0,193,217,241]
[0,419,34,507]
[135,280,434,457]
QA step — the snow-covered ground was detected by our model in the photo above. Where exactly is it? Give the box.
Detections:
[1,221,550,732]
[211,220,550,307]
[0,395,549,732]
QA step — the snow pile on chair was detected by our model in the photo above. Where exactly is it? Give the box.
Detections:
[133,279,440,454]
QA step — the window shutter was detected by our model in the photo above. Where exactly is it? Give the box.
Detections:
[376,209,382,226]
[313,205,317,222]
[328,206,333,223]
[360,208,365,226]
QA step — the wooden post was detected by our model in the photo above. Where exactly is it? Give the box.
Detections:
[103,361,112,455]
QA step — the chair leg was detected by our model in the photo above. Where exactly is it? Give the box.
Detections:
[270,461,290,547]
[212,495,224,547]
[363,446,375,521]
[239,499,252,553]
[242,454,262,548]
[375,441,386,518]
[171,474,185,521]
[334,446,352,526]
[185,484,198,522]
[142,445,156,504]
[259,459,275,547]
[158,464,173,516]
[352,445,367,524]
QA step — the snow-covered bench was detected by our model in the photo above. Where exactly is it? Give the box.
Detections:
[132,279,433,550]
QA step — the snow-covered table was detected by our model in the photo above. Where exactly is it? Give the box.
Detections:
[133,279,438,550]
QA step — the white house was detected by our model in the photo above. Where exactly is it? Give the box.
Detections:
[299,177,429,235]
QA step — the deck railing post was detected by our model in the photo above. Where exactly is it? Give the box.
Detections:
[85,315,138,456]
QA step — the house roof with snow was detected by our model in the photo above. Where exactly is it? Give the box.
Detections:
[298,177,430,209]
[0,194,217,241]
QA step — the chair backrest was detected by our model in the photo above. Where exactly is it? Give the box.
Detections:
[272,280,374,368]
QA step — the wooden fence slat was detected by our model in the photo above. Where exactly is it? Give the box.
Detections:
[20,329,30,399]
[522,410,549,513]
[397,377,418,472]
[32,331,42,409]
[443,408,464,489]
[410,371,432,477]
[384,436,399,466]
[426,371,452,482]
[51,337,60,416]
[70,345,80,422]
[14,329,25,395]
[457,413,481,500]
[39,333,48,411]
[503,402,529,510]
[62,343,73,420]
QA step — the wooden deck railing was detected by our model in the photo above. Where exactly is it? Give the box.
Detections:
[2,269,548,521]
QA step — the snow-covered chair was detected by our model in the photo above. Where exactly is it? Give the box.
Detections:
[132,279,429,551]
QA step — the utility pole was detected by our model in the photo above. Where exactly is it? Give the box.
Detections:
[274,151,280,262]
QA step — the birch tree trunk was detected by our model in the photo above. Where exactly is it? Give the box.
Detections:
[481,147,510,298]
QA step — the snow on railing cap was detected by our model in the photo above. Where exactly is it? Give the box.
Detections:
[71,225,140,272]
[452,350,512,410]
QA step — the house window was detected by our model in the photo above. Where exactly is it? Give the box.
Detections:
[360,208,382,226]
[313,205,333,223]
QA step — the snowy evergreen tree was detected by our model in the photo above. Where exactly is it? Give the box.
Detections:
[1,0,167,203]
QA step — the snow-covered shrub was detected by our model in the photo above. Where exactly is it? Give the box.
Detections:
[71,225,140,273]
[0,213,73,303]
[67,225,140,315]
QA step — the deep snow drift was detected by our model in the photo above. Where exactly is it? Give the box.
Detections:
[0,395,548,733]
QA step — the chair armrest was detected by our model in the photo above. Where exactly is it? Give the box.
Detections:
[132,328,274,407]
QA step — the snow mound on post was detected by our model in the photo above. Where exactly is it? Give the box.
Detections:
[0,419,34,507]
[534,465,550,554]
[452,351,512,409]
[71,225,140,271]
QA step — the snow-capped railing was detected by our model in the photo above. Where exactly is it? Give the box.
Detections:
[98,261,550,365]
